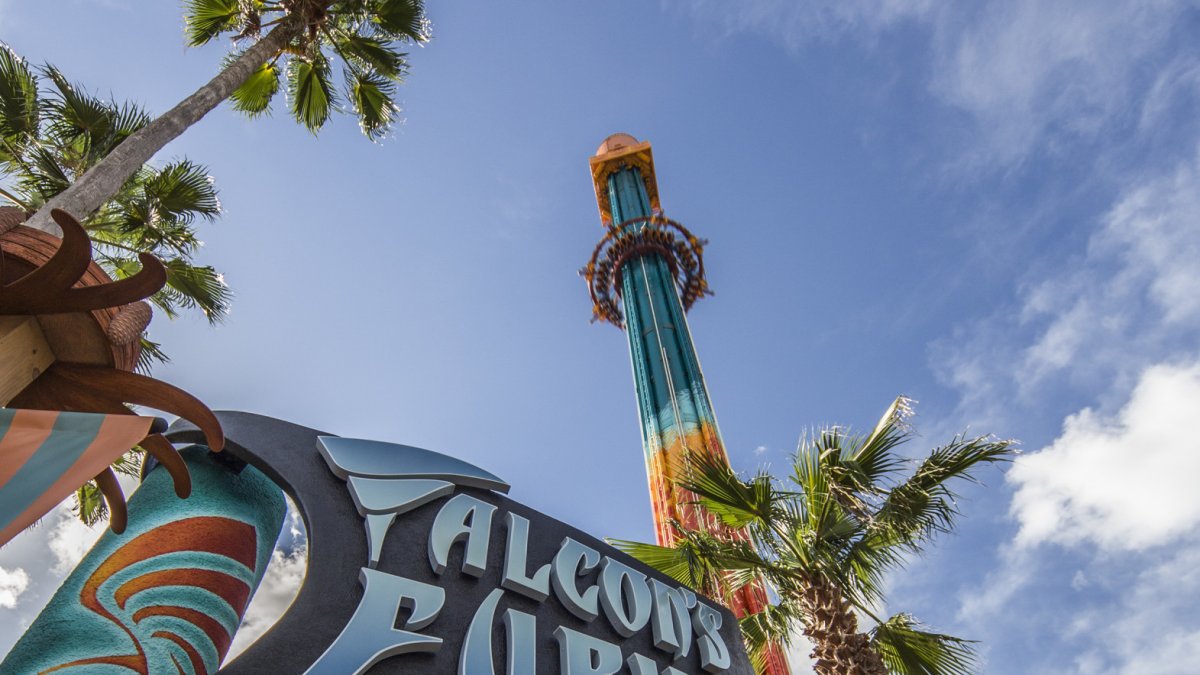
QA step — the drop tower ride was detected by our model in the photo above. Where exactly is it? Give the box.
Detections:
[583,134,790,674]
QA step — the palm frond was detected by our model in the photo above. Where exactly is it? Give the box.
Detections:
[19,144,71,199]
[111,449,143,478]
[0,44,39,150]
[288,55,336,132]
[608,539,700,588]
[644,396,1012,673]
[370,0,429,41]
[137,336,169,373]
[184,0,244,46]
[336,33,407,79]
[73,481,108,527]
[346,67,397,141]
[159,259,232,323]
[870,613,978,675]
[677,451,779,530]
[870,435,1015,549]
[144,160,221,224]
[231,60,281,116]
[739,603,803,672]
[847,395,915,485]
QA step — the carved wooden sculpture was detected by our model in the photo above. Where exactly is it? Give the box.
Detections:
[0,208,223,534]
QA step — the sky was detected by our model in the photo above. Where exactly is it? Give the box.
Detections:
[2,1,1200,673]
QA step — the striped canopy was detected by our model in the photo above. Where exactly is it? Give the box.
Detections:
[0,408,152,546]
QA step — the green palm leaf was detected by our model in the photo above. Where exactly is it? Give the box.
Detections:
[337,34,407,79]
[871,435,1014,548]
[184,0,243,47]
[677,451,778,530]
[288,55,336,131]
[625,397,1013,674]
[347,68,397,141]
[144,160,221,224]
[0,45,39,151]
[160,258,232,323]
[231,61,281,116]
[370,0,428,40]
[608,539,699,588]
[739,603,803,672]
[871,614,978,675]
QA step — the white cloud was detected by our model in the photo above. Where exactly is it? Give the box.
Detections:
[226,504,307,660]
[785,636,819,675]
[754,445,768,456]
[1010,361,1200,551]
[0,566,30,609]
[46,506,105,574]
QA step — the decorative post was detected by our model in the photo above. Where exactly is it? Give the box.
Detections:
[583,134,791,674]
[1,445,285,674]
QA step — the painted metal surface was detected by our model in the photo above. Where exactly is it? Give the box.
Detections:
[589,140,792,674]
[0,445,285,675]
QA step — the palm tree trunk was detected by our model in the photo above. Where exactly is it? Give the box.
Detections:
[23,24,296,234]
[800,576,888,675]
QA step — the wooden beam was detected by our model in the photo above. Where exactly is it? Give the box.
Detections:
[0,316,55,406]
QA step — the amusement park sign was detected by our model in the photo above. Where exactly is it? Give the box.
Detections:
[167,412,754,675]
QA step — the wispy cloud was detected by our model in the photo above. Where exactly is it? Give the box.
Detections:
[942,143,1200,674]
[933,143,1200,428]
[672,0,1200,169]
[1061,543,1200,674]
[664,0,936,50]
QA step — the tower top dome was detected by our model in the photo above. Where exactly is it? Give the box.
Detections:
[594,133,640,157]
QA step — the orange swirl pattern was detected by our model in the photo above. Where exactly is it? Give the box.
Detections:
[43,516,257,675]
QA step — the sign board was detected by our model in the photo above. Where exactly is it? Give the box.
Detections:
[167,412,755,675]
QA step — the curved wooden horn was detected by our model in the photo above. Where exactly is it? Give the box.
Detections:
[10,376,195,519]
[57,253,167,312]
[140,433,192,498]
[0,209,93,311]
[93,467,127,534]
[45,364,224,452]
[6,370,132,415]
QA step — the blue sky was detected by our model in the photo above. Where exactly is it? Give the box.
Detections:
[3,1,1200,672]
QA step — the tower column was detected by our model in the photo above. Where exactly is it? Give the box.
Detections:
[585,134,791,674]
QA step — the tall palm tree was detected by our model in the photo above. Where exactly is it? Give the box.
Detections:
[614,397,1015,675]
[0,48,230,357]
[1,48,230,525]
[24,0,428,233]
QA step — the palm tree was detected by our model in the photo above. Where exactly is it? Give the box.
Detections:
[613,397,1015,675]
[1,49,231,525]
[0,48,230,359]
[24,0,428,233]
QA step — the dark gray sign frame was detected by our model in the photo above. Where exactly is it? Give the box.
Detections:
[167,412,754,675]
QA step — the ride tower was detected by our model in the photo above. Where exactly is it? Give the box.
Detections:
[583,134,790,674]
